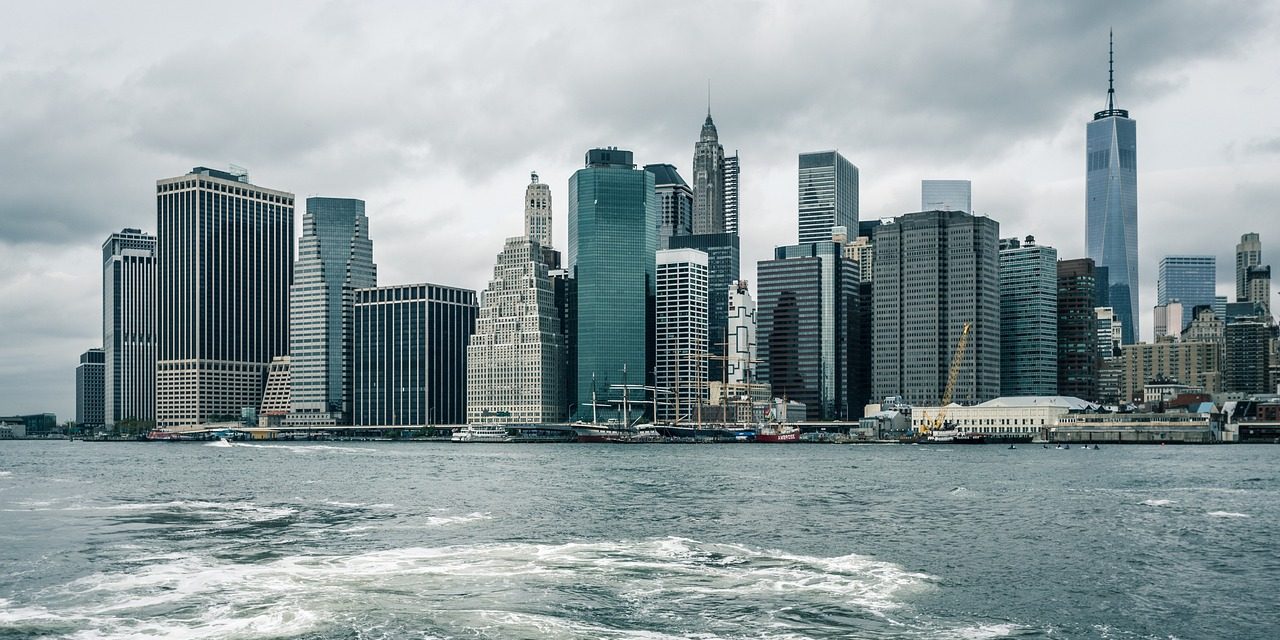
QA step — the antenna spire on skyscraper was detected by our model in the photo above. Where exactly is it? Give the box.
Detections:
[1107,29,1116,111]
[707,79,712,118]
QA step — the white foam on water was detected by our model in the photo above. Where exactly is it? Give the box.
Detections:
[943,622,1022,639]
[424,511,491,527]
[1207,511,1250,518]
[1141,499,1175,507]
[0,470,13,477]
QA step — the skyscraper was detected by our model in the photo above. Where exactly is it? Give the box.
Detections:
[798,151,858,244]
[102,228,155,426]
[1086,33,1139,344]
[353,283,477,426]
[288,197,376,426]
[525,172,553,249]
[726,280,756,385]
[999,236,1058,396]
[1157,255,1215,332]
[874,210,1001,406]
[723,152,740,235]
[1236,233,1261,302]
[1245,265,1272,318]
[155,166,294,428]
[692,111,726,235]
[655,249,709,421]
[76,348,105,432]
[921,180,972,213]
[668,233,740,383]
[645,164,693,248]
[568,148,659,419]
[1153,301,1184,341]
[756,240,860,420]
[1057,258,1100,402]
[467,237,565,424]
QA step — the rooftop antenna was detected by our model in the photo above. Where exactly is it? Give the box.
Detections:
[707,79,712,117]
[1107,29,1115,111]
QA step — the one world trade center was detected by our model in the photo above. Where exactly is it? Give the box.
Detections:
[1086,32,1138,344]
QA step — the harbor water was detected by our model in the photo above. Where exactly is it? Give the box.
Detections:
[1,441,1276,639]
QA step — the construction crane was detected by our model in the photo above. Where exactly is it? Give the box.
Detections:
[922,322,972,436]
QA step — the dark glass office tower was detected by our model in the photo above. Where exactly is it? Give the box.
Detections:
[1058,258,1100,402]
[1157,255,1215,332]
[644,164,693,249]
[568,148,659,420]
[155,167,294,428]
[756,241,860,420]
[798,151,858,244]
[1086,33,1138,344]
[76,348,105,432]
[353,283,477,426]
[288,197,377,426]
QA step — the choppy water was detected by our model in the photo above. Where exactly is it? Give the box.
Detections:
[1,441,1277,639]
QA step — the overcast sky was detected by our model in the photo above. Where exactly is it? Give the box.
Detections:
[3,1,1278,420]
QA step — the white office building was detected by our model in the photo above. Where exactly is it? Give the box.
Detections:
[656,249,709,421]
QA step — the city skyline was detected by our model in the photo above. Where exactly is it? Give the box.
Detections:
[4,2,1280,419]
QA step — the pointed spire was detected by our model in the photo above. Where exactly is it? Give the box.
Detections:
[707,79,712,118]
[1107,29,1116,111]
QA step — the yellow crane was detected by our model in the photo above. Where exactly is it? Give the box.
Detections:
[921,322,972,437]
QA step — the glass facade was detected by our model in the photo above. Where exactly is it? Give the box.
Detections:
[1157,255,1214,332]
[1057,259,1100,402]
[644,164,693,249]
[921,180,972,212]
[353,284,477,426]
[1086,111,1138,344]
[756,241,859,420]
[568,148,659,420]
[289,198,376,425]
[998,238,1059,396]
[798,151,858,244]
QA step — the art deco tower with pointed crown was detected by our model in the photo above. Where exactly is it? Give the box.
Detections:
[1086,32,1139,344]
[692,108,726,235]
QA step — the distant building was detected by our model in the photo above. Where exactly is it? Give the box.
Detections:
[102,228,156,426]
[1236,232,1262,302]
[655,249,709,421]
[1153,301,1184,341]
[1119,341,1222,403]
[353,283,477,426]
[757,240,860,420]
[692,111,727,235]
[645,164,693,248]
[723,152,740,235]
[668,233,740,383]
[1224,315,1275,395]
[259,356,291,418]
[467,237,565,424]
[874,210,1001,406]
[1057,258,1100,402]
[569,148,658,420]
[1157,255,1214,331]
[1182,305,1224,346]
[921,179,972,213]
[912,396,1098,439]
[726,280,757,385]
[797,151,858,244]
[288,197,376,426]
[156,167,294,427]
[999,236,1058,396]
[524,171,553,249]
[1087,33,1139,345]
[1245,265,1271,318]
[76,348,105,432]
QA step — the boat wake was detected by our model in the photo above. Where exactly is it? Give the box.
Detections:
[0,537,1037,639]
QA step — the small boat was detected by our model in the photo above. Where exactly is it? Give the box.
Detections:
[755,423,800,443]
[1092,444,1100,450]
[206,437,234,448]
[1007,444,1016,450]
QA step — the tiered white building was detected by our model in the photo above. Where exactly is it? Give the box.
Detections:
[465,175,565,424]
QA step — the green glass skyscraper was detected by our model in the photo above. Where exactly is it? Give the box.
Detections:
[568,148,659,420]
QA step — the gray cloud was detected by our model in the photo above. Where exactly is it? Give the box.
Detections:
[1,0,1277,419]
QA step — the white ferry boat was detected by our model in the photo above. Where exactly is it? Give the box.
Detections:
[451,425,512,443]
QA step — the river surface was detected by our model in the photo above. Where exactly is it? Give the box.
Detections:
[0,441,1276,639]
